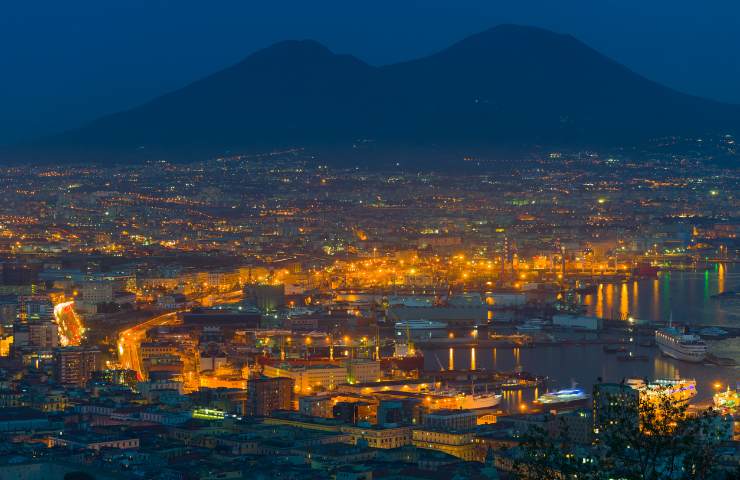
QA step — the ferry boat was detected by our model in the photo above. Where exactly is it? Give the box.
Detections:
[655,327,708,363]
[535,387,590,406]
[626,378,697,404]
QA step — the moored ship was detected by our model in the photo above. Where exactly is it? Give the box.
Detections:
[458,391,503,409]
[422,387,502,410]
[655,327,708,363]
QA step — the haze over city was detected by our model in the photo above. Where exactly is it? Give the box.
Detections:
[0,3,738,480]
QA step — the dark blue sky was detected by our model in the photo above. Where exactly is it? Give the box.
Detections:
[2,0,739,144]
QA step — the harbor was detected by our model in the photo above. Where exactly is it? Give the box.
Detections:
[423,343,737,412]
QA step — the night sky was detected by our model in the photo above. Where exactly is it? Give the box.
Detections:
[2,0,739,145]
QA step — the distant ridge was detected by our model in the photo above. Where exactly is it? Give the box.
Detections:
[11,24,740,165]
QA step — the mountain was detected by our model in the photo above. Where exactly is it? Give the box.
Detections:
[13,25,740,164]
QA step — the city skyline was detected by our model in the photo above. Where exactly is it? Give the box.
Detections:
[0,5,738,480]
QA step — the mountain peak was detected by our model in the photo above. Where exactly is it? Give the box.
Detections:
[235,38,368,73]
[482,23,566,36]
[440,23,580,56]
[255,39,333,58]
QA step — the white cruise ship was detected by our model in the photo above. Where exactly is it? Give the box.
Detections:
[655,327,708,362]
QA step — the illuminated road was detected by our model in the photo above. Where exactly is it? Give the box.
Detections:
[53,301,85,346]
[116,289,243,381]
[117,311,180,380]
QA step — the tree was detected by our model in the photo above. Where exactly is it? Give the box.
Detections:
[514,389,725,480]
[598,391,724,480]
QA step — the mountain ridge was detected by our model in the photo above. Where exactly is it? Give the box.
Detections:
[9,24,740,165]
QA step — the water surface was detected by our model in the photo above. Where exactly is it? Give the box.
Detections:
[582,264,738,326]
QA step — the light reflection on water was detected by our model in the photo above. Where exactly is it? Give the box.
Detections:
[582,265,738,325]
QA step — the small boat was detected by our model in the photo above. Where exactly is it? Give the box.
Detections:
[617,352,648,362]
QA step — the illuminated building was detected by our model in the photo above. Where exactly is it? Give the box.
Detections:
[55,346,100,387]
[49,433,140,451]
[78,281,113,313]
[592,382,638,438]
[0,334,12,356]
[90,369,138,388]
[422,409,477,431]
[246,376,295,416]
[546,409,593,445]
[342,358,381,384]
[143,354,184,381]
[263,362,347,394]
[333,401,375,424]
[341,424,412,449]
[299,394,334,418]
[28,320,59,349]
[412,429,480,461]
[338,380,437,395]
